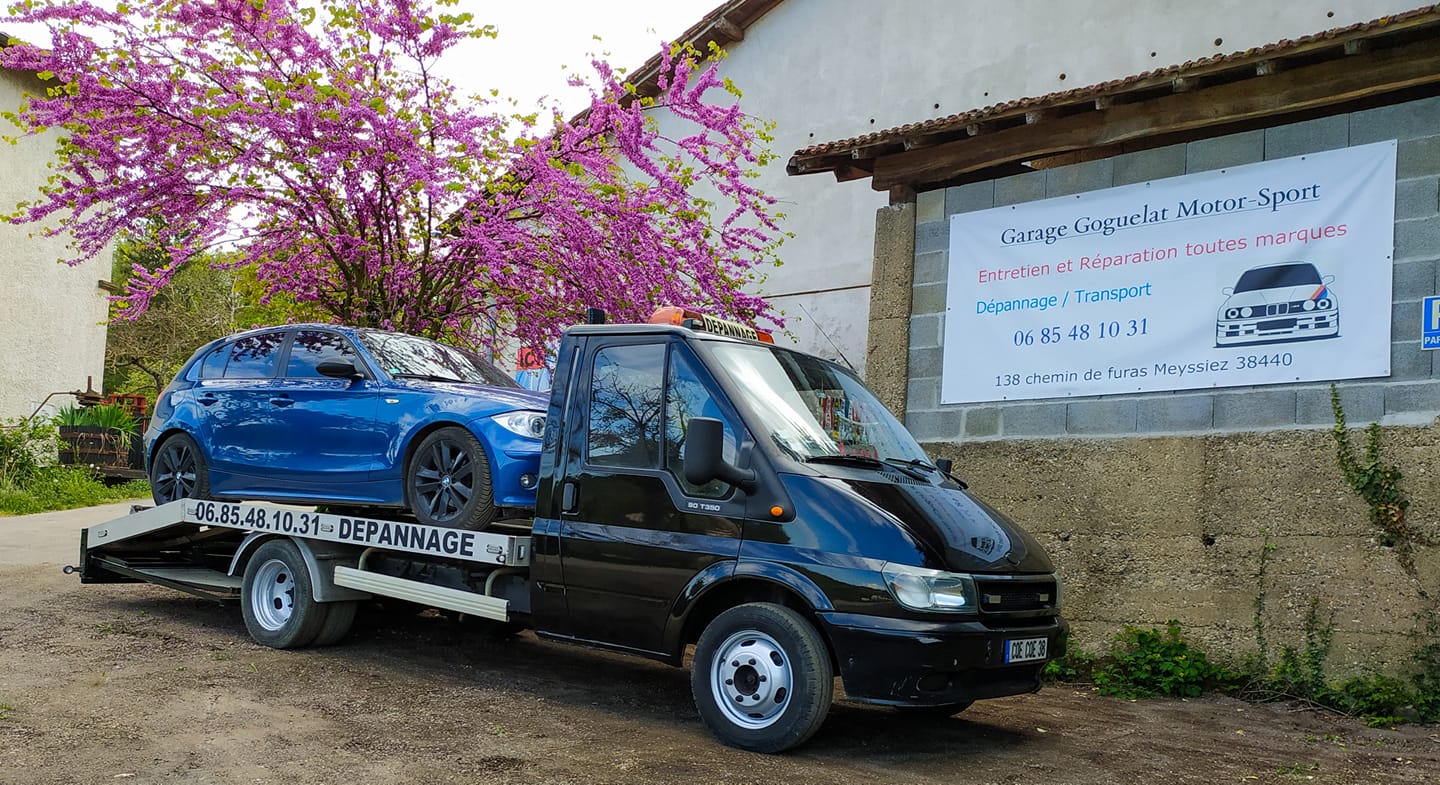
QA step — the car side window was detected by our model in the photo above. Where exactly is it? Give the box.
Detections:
[587,344,664,468]
[665,349,736,499]
[197,347,227,379]
[286,330,361,378]
[224,333,283,379]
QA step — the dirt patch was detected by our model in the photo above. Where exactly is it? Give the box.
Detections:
[0,563,1434,785]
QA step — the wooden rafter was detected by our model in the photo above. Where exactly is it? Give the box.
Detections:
[867,35,1440,191]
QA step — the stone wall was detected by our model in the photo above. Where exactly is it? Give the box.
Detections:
[874,96,1440,674]
[935,425,1439,674]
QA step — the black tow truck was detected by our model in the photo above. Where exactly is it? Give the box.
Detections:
[76,307,1067,752]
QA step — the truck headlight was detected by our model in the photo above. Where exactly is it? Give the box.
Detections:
[492,411,546,439]
[881,563,978,614]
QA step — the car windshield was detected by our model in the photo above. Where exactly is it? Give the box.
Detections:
[356,330,519,388]
[1233,263,1321,292]
[707,342,931,465]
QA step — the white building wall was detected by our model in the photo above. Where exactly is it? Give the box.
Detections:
[649,0,1420,375]
[0,68,110,420]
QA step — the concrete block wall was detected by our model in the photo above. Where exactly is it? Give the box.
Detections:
[905,97,1440,441]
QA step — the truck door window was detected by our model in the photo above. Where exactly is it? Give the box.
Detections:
[665,349,737,499]
[587,344,664,468]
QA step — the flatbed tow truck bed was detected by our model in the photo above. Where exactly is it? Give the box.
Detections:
[78,498,529,620]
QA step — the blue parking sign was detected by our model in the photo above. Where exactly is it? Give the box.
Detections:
[1425,296,1440,350]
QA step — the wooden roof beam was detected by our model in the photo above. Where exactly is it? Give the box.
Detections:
[868,35,1440,191]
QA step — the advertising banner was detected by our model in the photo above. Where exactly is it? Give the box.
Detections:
[941,141,1397,404]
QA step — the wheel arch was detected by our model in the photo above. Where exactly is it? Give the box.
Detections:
[146,425,207,472]
[667,567,838,671]
[398,418,497,506]
[228,533,369,603]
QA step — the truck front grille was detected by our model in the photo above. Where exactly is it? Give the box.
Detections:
[975,579,1057,613]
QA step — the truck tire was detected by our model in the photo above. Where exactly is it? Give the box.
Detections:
[149,433,210,505]
[310,600,357,647]
[406,427,496,531]
[691,603,833,753]
[241,540,328,649]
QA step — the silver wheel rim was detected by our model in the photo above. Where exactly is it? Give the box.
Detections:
[250,558,296,632]
[710,629,794,730]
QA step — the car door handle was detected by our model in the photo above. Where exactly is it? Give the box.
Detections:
[269,396,295,407]
[197,394,218,406]
[561,481,579,514]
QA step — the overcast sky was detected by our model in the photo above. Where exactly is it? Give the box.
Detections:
[436,0,721,116]
[5,0,722,115]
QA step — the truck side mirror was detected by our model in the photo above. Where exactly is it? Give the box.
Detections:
[684,417,755,491]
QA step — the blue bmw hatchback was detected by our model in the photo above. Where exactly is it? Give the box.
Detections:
[145,325,548,530]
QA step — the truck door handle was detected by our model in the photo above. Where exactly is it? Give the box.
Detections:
[197,394,218,406]
[561,481,578,513]
[269,396,295,407]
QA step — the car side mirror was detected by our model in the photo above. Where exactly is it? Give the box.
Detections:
[1323,274,1335,284]
[1221,287,1234,296]
[316,361,364,380]
[684,417,755,491]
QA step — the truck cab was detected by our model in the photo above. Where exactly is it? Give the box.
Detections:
[528,310,1067,751]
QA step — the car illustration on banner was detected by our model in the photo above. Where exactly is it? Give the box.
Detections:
[1215,262,1339,346]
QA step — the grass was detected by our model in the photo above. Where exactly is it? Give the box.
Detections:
[0,467,150,516]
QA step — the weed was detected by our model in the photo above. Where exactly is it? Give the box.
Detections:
[0,467,149,516]
[1041,636,1096,683]
[0,703,12,720]
[1092,620,1239,699]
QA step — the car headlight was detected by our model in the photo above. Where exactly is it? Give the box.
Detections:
[492,411,546,439]
[1316,298,1332,310]
[1302,299,1315,311]
[1225,308,1240,320]
[881,563,978,614]
[1240,306,1253,318]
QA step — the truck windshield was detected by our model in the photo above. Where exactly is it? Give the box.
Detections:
[708,343,932,465]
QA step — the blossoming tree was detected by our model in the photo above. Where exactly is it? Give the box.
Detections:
[2,0,784,351]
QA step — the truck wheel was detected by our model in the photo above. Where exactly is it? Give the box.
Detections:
[691,603,833,753]
[406,427,495,530]
[310,600,357,647]
[150,433,209,504]
[241,540,327,649]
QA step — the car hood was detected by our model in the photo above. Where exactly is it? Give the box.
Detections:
[1222,284,1329,307]
[391,380,548,412]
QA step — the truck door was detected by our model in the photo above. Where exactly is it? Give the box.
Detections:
[555,338,745,654]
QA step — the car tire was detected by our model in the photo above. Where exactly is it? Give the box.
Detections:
[149,432,210,505]
[691,603,833,753]
[406,427,496,531]
[241,539,328,649]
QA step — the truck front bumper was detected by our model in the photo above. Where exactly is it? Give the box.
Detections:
[816,612,1069,706]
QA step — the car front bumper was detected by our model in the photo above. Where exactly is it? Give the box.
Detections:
[817,611,1068,706]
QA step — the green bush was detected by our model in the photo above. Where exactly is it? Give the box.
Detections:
[0,418,58,489]
[0,466,149,516]
[55,403,139,436]
[1093,620,1239,699]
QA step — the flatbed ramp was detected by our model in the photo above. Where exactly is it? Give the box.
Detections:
[80,499,531,620]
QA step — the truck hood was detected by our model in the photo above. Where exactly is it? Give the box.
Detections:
[789,474,1054,573]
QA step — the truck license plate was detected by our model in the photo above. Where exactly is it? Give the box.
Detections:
[1004,636,1048,663]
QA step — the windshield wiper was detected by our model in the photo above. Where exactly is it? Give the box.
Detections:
[390,372,467,384]
[805,454,933,483]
